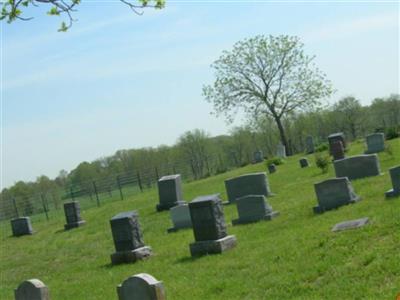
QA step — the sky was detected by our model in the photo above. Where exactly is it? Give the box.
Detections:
[1,0,399,188]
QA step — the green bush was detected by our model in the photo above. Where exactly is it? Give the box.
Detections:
[315,154,330,173]
[315,143,329,152]
[385,127,399,140]
[266,157,284,166]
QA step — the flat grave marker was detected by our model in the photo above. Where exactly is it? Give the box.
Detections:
[331,217,369,232]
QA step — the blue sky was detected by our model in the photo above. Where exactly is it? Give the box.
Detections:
[2,1,399,187]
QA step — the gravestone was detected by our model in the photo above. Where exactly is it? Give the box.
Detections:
[276,144,286,158]
[232,195,279,225]
[117,273,165,300]
[331,217,369,232]
[313,177,361,214]
[385,165,400,198]
[331,140,345,161]
[14,279,49,300]
[328,132,346,153]
[110,211,152,265]
[156,174,185,212]
[365,133,385,154]
[299,158,309,168]
[63,201,86,230]
[188,194,237,256]
[167,204,192,233]
[334,154,381,180]
[225,172,273,204]
[305,136,315,154]
[267,164,276,174]
[11,217,33,237]
[253,150,264,163]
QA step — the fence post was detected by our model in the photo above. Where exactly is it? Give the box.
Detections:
[137,172,143,192]
[41,194,49,221]
[12,198,19,218]
[116,176,124,200]
[93,181,100,207]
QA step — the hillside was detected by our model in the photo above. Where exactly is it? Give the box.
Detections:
[1,139,399,299]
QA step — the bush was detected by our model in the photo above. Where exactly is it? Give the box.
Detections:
[266,157,284,166]
[315,143,329,153]
[385,127,399,140]
[315,154,330,173]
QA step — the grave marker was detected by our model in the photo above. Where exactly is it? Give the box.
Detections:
[117,273,165,300]
[305,136,315,154]
[331,140,345,161]
[14,279,49,300]
[385,165,400,198]
[365,133,385,154]
[299,158,309,168]
[63,201,86,230]
[328,132,346,153]
[167,204,192,233]
[232,195,279,225]
[156,175,185,212]
[276,144,286,158]
[267,164,276,174]
[334,154,381,180]
[11,217,33,237]
[253,150,264,163]
[331,217,369,232]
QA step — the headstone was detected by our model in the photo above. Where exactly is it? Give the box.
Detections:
[11,217,33,237]
[276,144,286,158]
[224,172,273,204]
[331,217,369,232]
[110,211,152,265]
[299,158,309,168]
[232,195,279,225]
[253,150,264,163]
[156,174,185,212]
[365,133,385,154]
[15,279,49,300]
[334,154,381,180]
[188,194,237,256]
[313,177,361,214]
[267,164,276,174]
[328,132,346,153]
[167,204,192,233]
[385,165,400,198]
[331,140,345,161]
[63,201,86,230]
[305,136,315,154]
[117,273,165,300]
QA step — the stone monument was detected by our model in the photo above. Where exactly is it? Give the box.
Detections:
[331,140,345,161]
[156,174,185,212]
[167,204,192,233]
[334,154,381,180]
[385,165,400,198]
[328,132,346,153]
[15,279,49,300]
[63,201,86,230]
[299,158,309,168]
[253,150,264,163]
[305,136,315,154]
[276,144,286,158]
[117,273,165,300]
[267,164,276,174]
[365,133,385,154]
[11,217,33,237]
[232,195,279,225]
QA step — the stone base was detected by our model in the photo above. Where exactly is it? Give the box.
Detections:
[167,225,191,233]
[111,246,152,265]
[64,220,86,230]
[232,211,280,225]
[313,196,361,214]
[156,201,186,212]
[189,235,237,257]
[385,189,400,198]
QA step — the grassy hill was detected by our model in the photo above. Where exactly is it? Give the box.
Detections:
[1,139,399,299]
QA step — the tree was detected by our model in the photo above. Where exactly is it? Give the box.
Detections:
[1,0,165,31]
[333,96,363,140]
[203,35,333,155]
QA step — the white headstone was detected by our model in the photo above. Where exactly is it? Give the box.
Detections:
[168,204,192,232]
[276,144,286,158]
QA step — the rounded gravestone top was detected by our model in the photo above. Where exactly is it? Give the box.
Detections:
[118,273,165,300]
[15,279,49,300]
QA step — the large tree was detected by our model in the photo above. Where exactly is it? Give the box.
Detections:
[203,35,333,155]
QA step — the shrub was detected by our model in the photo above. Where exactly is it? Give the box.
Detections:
[266,157,284,166]
[315,154,330,173]
[315,143,329,152]
[385,127,399,140]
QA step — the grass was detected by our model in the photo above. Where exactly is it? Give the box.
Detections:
[1,139,399,299]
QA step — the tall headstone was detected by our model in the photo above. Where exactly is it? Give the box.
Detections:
[276,144,286,158]
[365,133,385,154]
[167,204,192,233]
[188,194,237,256]
[334,154,381,180]
[267,164,276,174]
[253,150,264,163]
[11,217,33,237]
[328,132,346,153]
[305,136,315,154]
[331,140,345,161]
[232,195,279,225]
[156,174,185,212]
[385,165,400,198]
[299,158,309,168]
[110,211,152,265]
[224,172,273,204]
[15,279,49,300]
[117,273,165,300]
[63,201,86,230]
[313,177,361,214]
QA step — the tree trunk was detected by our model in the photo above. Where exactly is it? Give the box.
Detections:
[274,116,291,156]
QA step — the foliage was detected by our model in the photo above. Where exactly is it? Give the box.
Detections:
[266,157,284,166]
[332,96,364,139]
[314,143,329,153]
[385,127,399,140]
[314,153,330,173]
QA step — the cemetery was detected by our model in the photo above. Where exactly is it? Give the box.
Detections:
[1,139,399,299]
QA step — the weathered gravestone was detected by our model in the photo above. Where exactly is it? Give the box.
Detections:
[11,217,33,237]
[331,140,345,161]
[334,154,381,180]
[299,158,309,168]
[117,273,165,300]
[305,136,315,154]
[365,133,385,154]
[276,144,286,158]
[232,195,279,225]
[328,132,346,153]
[267,164,276,174]
[110,211,152,265]
[167,204,192,233]
[385,165,400,198]
[313,177,361,214]
[15,279,49,300]
[156,174,185,212]
[188,194,237,256]
[225,172,273,204]
[331,217,369,232]
[63,201,86,230]
[253,150,264,163]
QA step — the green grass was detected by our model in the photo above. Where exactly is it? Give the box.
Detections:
[1,139,399,299]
